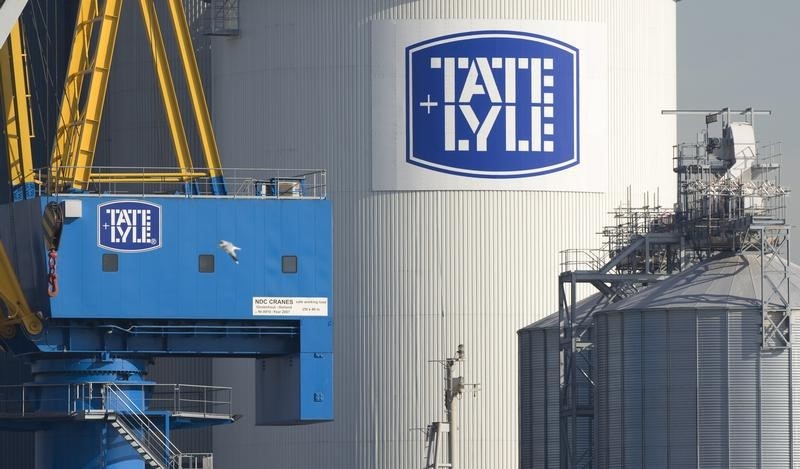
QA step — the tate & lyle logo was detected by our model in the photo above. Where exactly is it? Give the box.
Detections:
[406,31,579,178]
[97,201,162,252]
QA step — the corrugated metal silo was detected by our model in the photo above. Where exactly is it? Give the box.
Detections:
[518,293,611,469]
[594,254,800,468]
[207,1,678,468]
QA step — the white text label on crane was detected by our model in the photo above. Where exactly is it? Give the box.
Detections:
[252,297,329,317]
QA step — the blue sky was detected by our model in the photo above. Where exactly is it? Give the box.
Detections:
[677,0,799,257]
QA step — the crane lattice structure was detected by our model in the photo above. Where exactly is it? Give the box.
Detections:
[0,2,332,468]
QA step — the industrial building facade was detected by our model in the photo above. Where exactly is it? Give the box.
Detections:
[206,1,676,468]
[1,0,678,467]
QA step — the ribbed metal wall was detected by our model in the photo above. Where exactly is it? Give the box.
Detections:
[208,1,676,467]
[0,353,34,468]
[595,310,800,468]
[518,319,559,469]
[147,357,213,453]
[518,293,608,469]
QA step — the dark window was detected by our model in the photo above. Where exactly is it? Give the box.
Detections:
[199,254,215,273]
[282,255,298,274]
[102,254,118,272]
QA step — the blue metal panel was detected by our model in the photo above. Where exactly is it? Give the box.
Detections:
[48,196,331,321]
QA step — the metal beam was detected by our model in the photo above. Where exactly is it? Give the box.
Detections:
[0,241,43,337]
[70,0,123,190]
[0,21,35,200]
[165,0,226,195]
[137,0,195,181]
[50,0,96,190]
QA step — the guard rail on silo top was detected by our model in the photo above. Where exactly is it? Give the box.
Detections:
[594,253,800,469]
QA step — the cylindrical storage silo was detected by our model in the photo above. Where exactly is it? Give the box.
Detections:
[594,254,800,469]
[519,313,561,469]
[518,293,611,469]
[202,1,678,468]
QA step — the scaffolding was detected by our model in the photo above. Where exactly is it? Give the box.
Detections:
[557,108,791,468]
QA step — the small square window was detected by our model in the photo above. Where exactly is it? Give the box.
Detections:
[199,254,215,273]
[102,254,118,272]
[282,255,298,274]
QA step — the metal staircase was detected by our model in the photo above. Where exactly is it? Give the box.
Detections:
[109,416,163,468]
[105,383,213,469]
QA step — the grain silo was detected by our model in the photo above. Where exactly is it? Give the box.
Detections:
[519,106,793,469]
[594,253,800,468]
[518,293,612,469]
[206,1,678,468]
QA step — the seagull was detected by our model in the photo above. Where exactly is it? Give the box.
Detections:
[218,240,242,264]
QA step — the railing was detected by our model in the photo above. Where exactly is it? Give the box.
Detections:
[173,453,214,469]
[107,383,182,468]
[0,382,233,420]
[560,248,607,271]
[147,384,233,418]
[35,166,327,199]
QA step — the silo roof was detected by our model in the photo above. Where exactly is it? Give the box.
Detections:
[519,292,612,331]
[601,253,800,313]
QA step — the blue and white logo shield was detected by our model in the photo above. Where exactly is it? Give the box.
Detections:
[406,31,579,178]
[98,201,162,252]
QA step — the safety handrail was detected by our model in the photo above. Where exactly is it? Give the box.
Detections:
[35,165,327,199]
[0,382,233,420]
[106,383,183,468]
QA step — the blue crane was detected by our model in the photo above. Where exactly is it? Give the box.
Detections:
[0,2,333,467]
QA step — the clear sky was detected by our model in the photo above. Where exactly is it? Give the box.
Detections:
[677,0,800,258]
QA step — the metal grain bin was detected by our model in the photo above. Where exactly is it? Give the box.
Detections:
[519,293,612,469]
[594,254,800,469]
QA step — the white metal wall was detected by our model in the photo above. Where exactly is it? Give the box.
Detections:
[209,1,677,468]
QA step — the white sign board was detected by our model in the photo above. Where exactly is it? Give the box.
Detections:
[371,20,608,191]
[252,297,329,317]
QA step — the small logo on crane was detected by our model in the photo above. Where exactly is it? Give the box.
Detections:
[97,201,162,253]
[406,31,579,178]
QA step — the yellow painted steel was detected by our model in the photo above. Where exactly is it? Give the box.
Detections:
[138,0,194,178]
[50,0,222,192]
[165,0,224,179]
[50,0,97,189]
[70,0,122,190]
[0,241,43,337]
[0,21,34,190]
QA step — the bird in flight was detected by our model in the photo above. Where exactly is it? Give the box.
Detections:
[219,240,242,264]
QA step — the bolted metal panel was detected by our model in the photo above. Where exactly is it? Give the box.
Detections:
[605,313,624,469]
[642,313,669,467]
[728,311,760,469]
[545,329,560,468]
[518,324,561,469]
[518,329,534,468]
[531,332,547,469]
[597,308,800,468]
[621,312,643,468]
[793,315,800,466]
[697,310,729,468]
[667,310,697,468]
[594,313,606,469]
[761,347,792,468]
